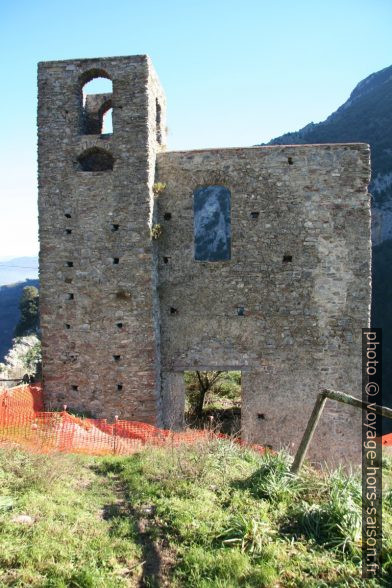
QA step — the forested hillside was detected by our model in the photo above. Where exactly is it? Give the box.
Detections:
[0,279,39,361]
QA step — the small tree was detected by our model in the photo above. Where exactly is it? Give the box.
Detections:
[14,286,39,337]
[185,371,223,418]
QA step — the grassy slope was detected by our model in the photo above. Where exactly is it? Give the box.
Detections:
[0,442,391,587]
[0,448,142,587]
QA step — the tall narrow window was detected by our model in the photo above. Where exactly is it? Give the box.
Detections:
[156,99,162,144]
[101,106,113,134]
[194,186,231,261]
[80,70,113,135]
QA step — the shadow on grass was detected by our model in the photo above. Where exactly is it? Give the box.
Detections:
[186,406,241,436]
[94,459,163,588]
[231,454,365,561]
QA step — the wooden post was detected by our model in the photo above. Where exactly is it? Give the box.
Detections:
[323,388,392,419]
[291,392,327,475]
[291,388,392,474]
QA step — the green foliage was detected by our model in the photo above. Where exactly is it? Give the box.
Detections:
[150,223,163,239]
[285,468,362,555]
[1,443,391,586]
[185,371,241,419]
[152,182,167,195]
[22,338,42,373]
[0,279,39,362]
[0,448,141,587]
[0,496,14,512]
[235,450,302,505]
[185,371,223,417]
[175,546,278,588]
[99,442,392,586]
[218,511,274,554]
[14,285,39,337]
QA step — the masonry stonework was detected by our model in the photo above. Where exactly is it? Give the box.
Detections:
[38,55,371,463]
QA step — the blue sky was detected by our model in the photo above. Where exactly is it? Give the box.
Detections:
[1,0,391,258]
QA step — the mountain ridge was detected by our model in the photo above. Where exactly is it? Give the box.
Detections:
[0,256,38,287]
[264,63,392,245]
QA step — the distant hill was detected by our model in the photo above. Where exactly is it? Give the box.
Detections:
[265,63,392,245]
[0,257,38,286]
[262,64,392,427]
[0,279,39,361]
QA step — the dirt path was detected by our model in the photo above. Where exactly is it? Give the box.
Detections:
[97,469,175,587]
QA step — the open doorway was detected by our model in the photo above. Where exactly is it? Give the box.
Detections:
[184,371,241,435]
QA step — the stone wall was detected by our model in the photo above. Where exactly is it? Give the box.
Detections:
[155,144,371,463]
[38,54,371,463]
[38,55,166,422]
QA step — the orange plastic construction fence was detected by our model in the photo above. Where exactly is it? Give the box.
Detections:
[382,433,392,447]
[0,384,264,456]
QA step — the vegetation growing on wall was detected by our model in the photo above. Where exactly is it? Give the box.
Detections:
[150,223,163,239]
[152,181,167,195]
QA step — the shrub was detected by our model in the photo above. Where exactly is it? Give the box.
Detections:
[150,224,163,239]
[152,182,166,195]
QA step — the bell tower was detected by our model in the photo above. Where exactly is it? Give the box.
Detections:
[38,55,166,422]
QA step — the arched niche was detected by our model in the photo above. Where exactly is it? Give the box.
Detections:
[76,147,114,172]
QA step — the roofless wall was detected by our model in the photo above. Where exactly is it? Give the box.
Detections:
[38,55,371,463]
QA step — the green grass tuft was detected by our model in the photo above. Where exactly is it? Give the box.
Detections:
[0,442,391,586]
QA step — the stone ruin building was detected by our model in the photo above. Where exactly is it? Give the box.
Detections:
[38,54,371,463]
